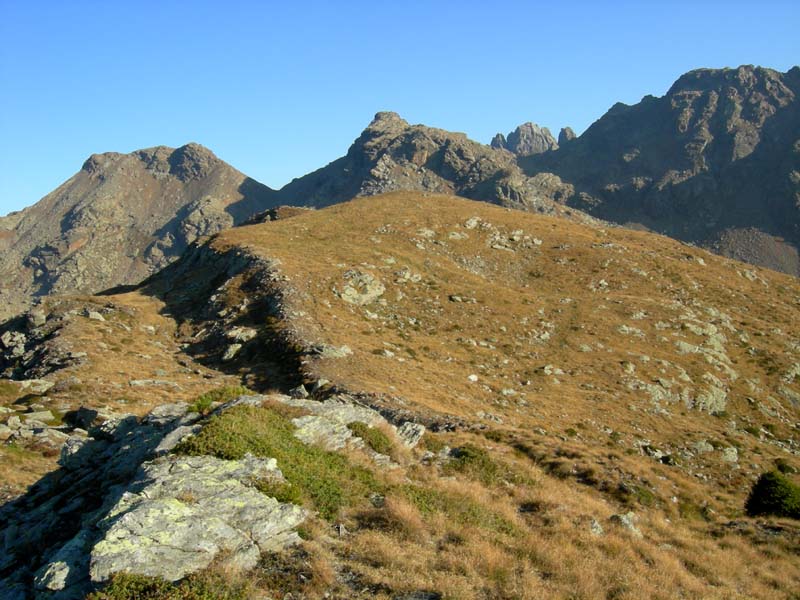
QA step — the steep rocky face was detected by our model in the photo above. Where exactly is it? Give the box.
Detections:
[491,122,559,156]
[521,65,800,275]
[275,112,580,219]
[0,144,276,320]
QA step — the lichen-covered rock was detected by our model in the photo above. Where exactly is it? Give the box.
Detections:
[337,270,385,306]
[89,455,306,583]
[0,400,308,596]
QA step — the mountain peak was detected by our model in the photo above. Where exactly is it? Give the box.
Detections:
[365,111,410,136]
[491,122,558,156]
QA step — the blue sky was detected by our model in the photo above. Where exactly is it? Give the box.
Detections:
[1,0,798,215]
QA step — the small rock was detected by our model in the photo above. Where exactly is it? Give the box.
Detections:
[609,512,642,537]
[396,422,426,448]
[23,410,55,424]
[590,519,604,536]
[289,385,309,399]
[222,344,242,362]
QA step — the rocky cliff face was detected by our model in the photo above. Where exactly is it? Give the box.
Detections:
[520,65,800,274]
[275,112,582,219]
[0,144,275,321]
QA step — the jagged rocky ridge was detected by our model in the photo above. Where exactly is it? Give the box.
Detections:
[520,65,800,275]
[275,111,582,218]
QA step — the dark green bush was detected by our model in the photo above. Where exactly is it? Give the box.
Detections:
[745,471,800,519]
[347,421,394,455]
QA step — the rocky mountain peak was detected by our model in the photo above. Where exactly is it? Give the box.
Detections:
[0,145,275,320]
[520,64,800,275]
[558,126,576,145]
[491,122,558,156]
[366,111,410,133]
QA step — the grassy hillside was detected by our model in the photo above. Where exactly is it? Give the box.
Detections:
[2,192,799,598]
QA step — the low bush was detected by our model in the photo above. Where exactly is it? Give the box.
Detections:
[444,444,521,486]
[745,471,800,519]
[347,421,394,455]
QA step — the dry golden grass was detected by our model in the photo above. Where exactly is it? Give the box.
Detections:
[212,192,800,598]
[4,192,800,598]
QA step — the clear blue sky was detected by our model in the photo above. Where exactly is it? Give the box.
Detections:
[1,0,798,215]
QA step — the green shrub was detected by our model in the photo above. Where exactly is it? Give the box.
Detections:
[187,386,250,415]
[174,405,382,520]
[347,421,394,455]
[745,471,800,519]
[252,479,303,505]
[444,444,521,486]
[87,571,250,599]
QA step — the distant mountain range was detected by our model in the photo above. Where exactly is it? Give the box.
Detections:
[1,64,797,320]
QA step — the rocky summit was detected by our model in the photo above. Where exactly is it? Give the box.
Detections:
[1,192,799,599]
[521,65,800,275]
[491,122,559,156]
[275,111,585,220]
[0,143,275,321]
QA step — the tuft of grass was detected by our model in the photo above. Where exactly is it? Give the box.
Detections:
[444,444,525,487]
[87,571,251,600]
[187,386,250,415]
[400,483,517,535]
[745,471,800,519]
[174,405,382,520]
[347,421,394,455]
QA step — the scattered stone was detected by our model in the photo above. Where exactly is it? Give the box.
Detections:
[289,385,309,399]
[590,519,604,536]
[222,343,242,362]
[721,447,739,463]
[609,512,642,537]
[226,327,258,343]
[337,270,385,306]
[396,422,426,448]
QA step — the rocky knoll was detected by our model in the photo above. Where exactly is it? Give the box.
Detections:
[520,65,800,275]
[0,144,275,321]
[275,111,583,220]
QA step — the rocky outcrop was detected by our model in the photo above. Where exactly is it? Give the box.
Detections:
[491,122,559,156]
[521,65,800,275]
[0,144,276,321]
[0,401,308,598]
[0,388,426,598]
